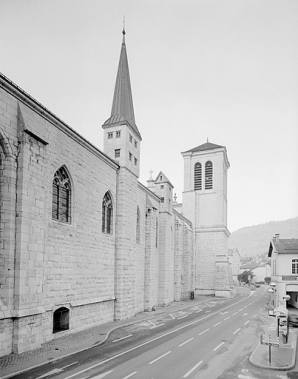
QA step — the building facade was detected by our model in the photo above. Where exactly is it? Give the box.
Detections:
[0,31,231,357]
[268,234,298,308]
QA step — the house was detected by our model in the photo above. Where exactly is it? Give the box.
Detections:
[268,234,298,308]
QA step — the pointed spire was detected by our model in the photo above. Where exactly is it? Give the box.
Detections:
[103,27,142,140]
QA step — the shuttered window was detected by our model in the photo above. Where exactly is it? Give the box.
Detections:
[205,161,213,190]
[194,162,202,190]
[102,192,113,234]
[52,167,71,223]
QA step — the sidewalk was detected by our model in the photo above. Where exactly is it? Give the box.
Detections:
[249,321,298,370]
[0,295,215,379]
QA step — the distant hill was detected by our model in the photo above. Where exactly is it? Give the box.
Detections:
[229,217,298,257]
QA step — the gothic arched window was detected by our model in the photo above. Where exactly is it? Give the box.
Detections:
[52,166,71,223]
[205,161,213,190]
[136,206,140,243]
[102,192,113,234]
[194,162,202,190]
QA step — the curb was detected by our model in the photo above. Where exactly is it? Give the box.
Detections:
[1,298,216,379]
[249,331,298,371]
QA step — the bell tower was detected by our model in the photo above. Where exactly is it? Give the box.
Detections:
[182,141,232,297]
[102,29,141,178]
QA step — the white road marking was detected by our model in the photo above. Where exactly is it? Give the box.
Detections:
[224,316,230,320]
[89,371,114,379]
[183,360,203,377]
[253,314,257,318]
[169,314,175,319]
[36,363,78,379]
[199,328,209,335]
[205,310,211,313]
[243,306,247,308]
[149,351,171,364]
[233,328,241,334]
[243,313,248,316]
[244,320,249,325]
[213,342,225,351]
[178,315,188,319]
[195,309,202,313]
[63,296,255,379]
[260,308,263,311]
[150,323,165,329]
[148,320,156,327]
[113,335,133,342]
[122,372,137,379]
[179,338,194,347]
[233,312,238,315]
[213,322,221,327]
[239,308,243,311]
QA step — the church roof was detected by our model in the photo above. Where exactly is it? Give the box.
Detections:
[183,142,224,154]
[103,30,142,140]
[155,171,174,188]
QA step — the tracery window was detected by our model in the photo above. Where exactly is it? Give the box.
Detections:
[102,192,113,234]
[136,206,140,243]
[52,167,71,223]
[292,259,298,274]
[194,162,202,190]
[205,161,213,190]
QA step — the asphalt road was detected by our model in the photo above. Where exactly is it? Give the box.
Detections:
[14,286,269,379]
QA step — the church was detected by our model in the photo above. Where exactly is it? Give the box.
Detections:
[0,30,232,357]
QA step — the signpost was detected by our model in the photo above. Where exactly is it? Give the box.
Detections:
[260,334,279,364]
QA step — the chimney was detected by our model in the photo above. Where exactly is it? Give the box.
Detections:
[275,234,280,242]
[273,236,276,243]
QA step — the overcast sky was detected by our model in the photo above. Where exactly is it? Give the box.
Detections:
[1,0,297,232]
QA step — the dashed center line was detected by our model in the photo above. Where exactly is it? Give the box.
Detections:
[199,328,209,335]
[178,315,188,320]
[213,342,225,351]
[205,310,211,313]
[122,372,137,379]
[232,312,238,315]
[244,320,250,325]
[213,322,221,327]
[224,316,230,320]
[179,338,194,347]
[183,360,203,378]
[149,351,171,364]
[233,328,241,334]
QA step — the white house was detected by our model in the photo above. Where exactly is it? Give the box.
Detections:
[268,234,298,308]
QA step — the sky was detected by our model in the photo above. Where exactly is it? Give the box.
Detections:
[1,0,297,232]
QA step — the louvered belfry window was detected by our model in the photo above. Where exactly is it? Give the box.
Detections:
[102,192,113,234]
[52,167,71,223]
[205,161,213,190]
[194,162,202,190]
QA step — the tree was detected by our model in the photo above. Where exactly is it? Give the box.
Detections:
[264,277,271,284]
[238,270,252,284]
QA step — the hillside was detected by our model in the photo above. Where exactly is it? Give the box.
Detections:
[229,217,298,257]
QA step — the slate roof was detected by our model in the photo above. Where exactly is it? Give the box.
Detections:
[103,31,142,140]
[182,142,224,154]
[268,239,298,257]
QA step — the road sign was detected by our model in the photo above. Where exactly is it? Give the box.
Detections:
[260,334,279,347]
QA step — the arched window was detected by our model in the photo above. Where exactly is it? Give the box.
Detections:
[52,167,71,223]
[102,192,113,234]
[205,161,213,190]
[194,162,202,190]
[136,206,140,243]
[53,307,69,333]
